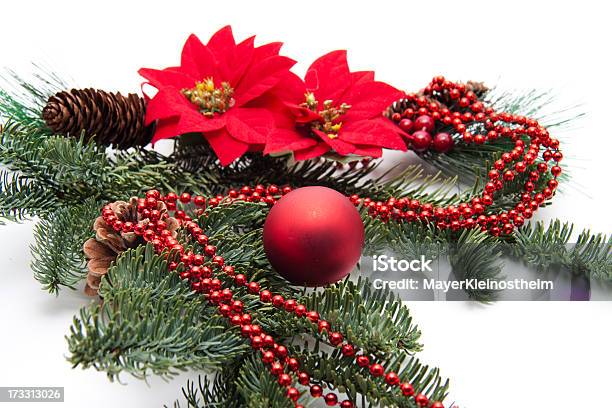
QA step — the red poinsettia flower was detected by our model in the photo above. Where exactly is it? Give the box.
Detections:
[139,26,296,165]
[263,50,407,161]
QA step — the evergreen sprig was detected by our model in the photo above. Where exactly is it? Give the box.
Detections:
[510,220,612,279]
[67,245,249,381]
[31,198,100,293]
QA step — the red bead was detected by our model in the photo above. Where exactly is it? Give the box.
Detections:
[164,192,178,202]
[341,344,355,356]
[284,299,297,312]
[278,373,292,386]
[275,345,288,358]
[286,357,299,371]
[432,132,454,153]
[270,362,283,375]
[318,320,330,333]
[385,372,400,385]
[356,356,370,367]
[272,295,285,308]
[329,332,343,346]
[398,118,414,132]
[248,282,260,294]
[415,393,429,406]
[259,290,272,302]
[287,387,299,401]
[431,402,444,408]
[179,193,191,203]
[262,349,275,364]
[414,115,435,133]
[310,385,323,398]
[251,335,263,349]
[340,401,354,408]
[193,195,206,207]
[298,372,310,385]
[411,130,432,152]
[369,363,384,377]
[204,245,216,256]
[262,335,274,348]
[304,308,317,320]
[324,393,338,406]
[400,383,414,396]
[234,274,247,286]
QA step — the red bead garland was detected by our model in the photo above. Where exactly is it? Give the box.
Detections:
[382,77,562,236]
[100,186,448,408]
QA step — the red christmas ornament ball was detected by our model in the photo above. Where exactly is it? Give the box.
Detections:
[432,132,454,153]
[411,130,433,152]
[263,186,364,286]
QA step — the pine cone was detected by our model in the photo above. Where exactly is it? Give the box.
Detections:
[42,89,154,150]
[82,198,179,296]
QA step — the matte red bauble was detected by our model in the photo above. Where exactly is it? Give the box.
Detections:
[263,186,364,286]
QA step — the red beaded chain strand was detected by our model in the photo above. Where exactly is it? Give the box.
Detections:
[100,188,445,408]
[384,76,561,236]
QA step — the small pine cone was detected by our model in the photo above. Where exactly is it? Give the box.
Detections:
[82,198,179,296]
[42,89,154,150]
[465,81,489,98]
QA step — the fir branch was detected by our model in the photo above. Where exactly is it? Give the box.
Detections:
[235,356,295,408]
[67,245,249,381]
[0,170,60,223]
[170,371,241,408]
[31,198,100,293]
[0,65,66,128]
[510,220,612,279]
[448,228,504,302]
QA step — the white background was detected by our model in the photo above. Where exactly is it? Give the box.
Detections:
[1,1,611,407]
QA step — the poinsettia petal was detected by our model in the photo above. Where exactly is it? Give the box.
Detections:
[369,116,410,137]
[253,42,283,59]
[351,71,375,86]
[151,117,180,144]
[145,87,197,124]
[343,81,405,120]
[293,142,331,161]
[305,50,351,102]
[341,119,407,150]
[267,71,306,105]
[175,108,226,135]
[181,34,217,79]
[229,35,256,84]
[313,129,355,156]
[225,108,273,144]
[204,128,250,166]
[284,103,322,123]
[234,55,296,106]
[353,145,383,158]
[207,25,236,52]
[205,26,237,82]
[138,67,195,90]
[264,129,318,154]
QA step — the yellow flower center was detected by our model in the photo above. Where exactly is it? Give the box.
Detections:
[301,92,351,139]
[182,78,235,117]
